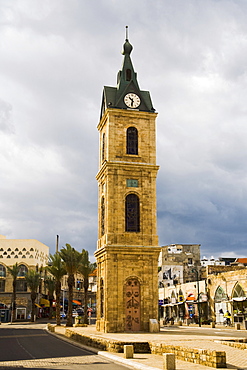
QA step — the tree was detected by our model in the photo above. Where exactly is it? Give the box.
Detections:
[78,249,96,324]
[7,263,20,322]
[60,244,82,327]
[44,276,56,320]
[46,253,66,326]
[25,270,41,322]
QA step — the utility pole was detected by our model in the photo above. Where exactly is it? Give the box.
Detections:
[192,268,201,327]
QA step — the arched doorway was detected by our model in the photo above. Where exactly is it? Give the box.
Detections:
[214,286,228,324]
[232,283,247,325]
[125,278,140,331]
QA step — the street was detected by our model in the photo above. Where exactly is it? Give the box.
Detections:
[0,322,130,370]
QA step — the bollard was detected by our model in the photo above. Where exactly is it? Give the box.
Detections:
[235,323,240,330]
[211,322,215,328]
[163,353,176,370]
[124,345,134,359]
[178,320,182,326]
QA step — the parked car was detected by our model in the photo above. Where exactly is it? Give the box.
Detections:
[72,310,78,317]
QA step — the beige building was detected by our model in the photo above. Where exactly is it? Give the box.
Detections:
[0,235,49,321]
[158,244,201,288]
[160,264,247,328]
[95,33,160,332]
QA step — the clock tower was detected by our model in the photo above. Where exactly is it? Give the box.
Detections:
[95,29,160,332]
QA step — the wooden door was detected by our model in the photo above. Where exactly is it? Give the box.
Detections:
[125,278,140,331]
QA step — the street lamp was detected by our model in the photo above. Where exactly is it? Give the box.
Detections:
[192,268,201,327]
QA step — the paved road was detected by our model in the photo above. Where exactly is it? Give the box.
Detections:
[0,323,131,370]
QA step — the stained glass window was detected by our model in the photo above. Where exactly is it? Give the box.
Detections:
[125,194,140,232]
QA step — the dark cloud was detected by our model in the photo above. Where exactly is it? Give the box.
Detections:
[0,0,247,261]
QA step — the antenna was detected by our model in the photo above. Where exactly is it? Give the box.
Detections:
[125,25,129,40]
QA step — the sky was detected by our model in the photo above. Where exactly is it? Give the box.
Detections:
[1,0,247,261]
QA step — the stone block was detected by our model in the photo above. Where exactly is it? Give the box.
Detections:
[149,319,159,332]
[124,345,133,359]
[163,353,176,370]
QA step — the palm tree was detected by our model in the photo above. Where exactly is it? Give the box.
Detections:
[7,263,20,322]
[46,253,66,326]
[25,270,41,322]
[78,249,96,324]
[44,276,56,320]
[60,244,82,327]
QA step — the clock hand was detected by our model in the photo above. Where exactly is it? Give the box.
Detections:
[129,97,134,106]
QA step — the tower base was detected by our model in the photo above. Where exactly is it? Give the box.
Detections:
[95,245,161,333]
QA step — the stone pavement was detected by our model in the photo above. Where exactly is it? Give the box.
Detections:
[50,324,247,370]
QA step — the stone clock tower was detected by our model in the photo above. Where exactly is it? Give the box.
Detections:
[95,30,160,332]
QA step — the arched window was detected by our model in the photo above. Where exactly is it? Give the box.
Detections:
[0,264,6,277]
[102,133,105,162]
[232,283,246,298]
[101,196,105,236]
[17,264,28,277]
[214,286,228,301]
[100,278,104,317]
[126,127,138,155]
[126,69,131,81]
[125,194,140,232]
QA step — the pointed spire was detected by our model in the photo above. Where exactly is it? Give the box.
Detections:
[122,26,133,56]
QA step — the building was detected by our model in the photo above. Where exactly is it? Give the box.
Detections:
[158,244,201,288]
[95,29,160,332]
[0,235,49,321]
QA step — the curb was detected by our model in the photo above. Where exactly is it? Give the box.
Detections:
[46,325,161,370]
[98,351,160,370]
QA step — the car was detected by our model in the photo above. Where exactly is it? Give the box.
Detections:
[60,312,66,319]
[72,310,78,317]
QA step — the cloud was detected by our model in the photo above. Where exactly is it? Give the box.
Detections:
[0,0,247,261]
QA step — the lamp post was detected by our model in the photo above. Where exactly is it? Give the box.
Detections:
[192,268,201,327]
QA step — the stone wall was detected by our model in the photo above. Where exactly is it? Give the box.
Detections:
[149,342,226,368]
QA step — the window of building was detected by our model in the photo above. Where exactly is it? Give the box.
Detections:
[188,258,193,265]
[126,127,138,155]
[0,264,6,277]
[0,280,5,292]
[102,133,105,162]
[101,196,105,236]
[100,278,104,318]
[233,283,246,298]
[18,265,28,277]
[125,194,140,232]
[126,69,131,81]
[16,279,27,292]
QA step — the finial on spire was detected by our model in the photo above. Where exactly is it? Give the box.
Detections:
[122,25,133,55]
[125,25,129,41]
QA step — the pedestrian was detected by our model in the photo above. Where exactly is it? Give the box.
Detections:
[224,310,231,325]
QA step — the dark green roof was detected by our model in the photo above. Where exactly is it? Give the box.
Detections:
[100,36,155,119]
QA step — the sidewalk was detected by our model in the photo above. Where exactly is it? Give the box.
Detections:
[49,324,247,370]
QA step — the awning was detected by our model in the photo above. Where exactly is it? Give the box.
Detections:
[186,295,196,301]
[232,297,247,302]
[35,303,42,308]
[40,298,50,307]
[72,300,81,305]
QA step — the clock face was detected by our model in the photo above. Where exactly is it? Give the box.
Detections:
[124,93,141,108]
